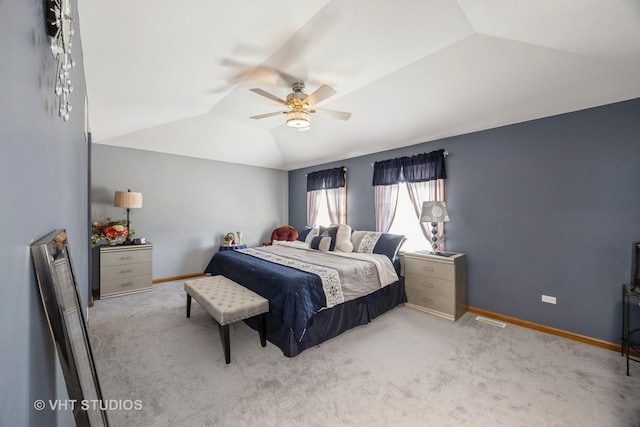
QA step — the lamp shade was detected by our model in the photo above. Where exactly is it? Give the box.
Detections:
[286,110,310,128]
[420,201,449,223]
[114,190,143,209]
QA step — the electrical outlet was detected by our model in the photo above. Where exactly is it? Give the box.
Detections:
[541,294,556,304]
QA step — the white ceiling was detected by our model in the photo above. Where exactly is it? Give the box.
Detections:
[78,0,640,171]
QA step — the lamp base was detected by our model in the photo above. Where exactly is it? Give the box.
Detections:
[430,222,439,253]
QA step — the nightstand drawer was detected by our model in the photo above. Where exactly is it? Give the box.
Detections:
[405,273,454,298]
[100,247,152,267]
[404,257,454,280]
[405,287,454,315]
[101,262,151,281]
[101,274,152,298]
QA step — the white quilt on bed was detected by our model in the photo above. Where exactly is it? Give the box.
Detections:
[238,245,399,307]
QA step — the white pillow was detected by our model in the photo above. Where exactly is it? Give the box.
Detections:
[330,223,352,252]
[338,239,353,253]
[317,236,332,252]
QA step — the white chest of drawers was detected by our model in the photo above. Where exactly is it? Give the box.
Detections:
[96,244,153,299]
[402,251,466,321]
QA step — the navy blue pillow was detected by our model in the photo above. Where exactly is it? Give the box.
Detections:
[310,236,331,251]
[297,226,315,242]
[373,233,406,261]
[318,226,338,251]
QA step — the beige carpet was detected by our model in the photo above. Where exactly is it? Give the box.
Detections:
[88,281,640,426]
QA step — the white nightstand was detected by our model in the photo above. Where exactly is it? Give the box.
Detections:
[95,244,153,299]
[402,251,466,321]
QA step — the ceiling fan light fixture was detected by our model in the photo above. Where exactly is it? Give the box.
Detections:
[286,110,310,128]
[250,81,349,129]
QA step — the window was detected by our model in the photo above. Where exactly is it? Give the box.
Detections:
[314,191,332,227]
[373,150,447,252]
[306,167,347,226]
[387,183,428,252]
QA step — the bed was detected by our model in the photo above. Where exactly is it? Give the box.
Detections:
[204,229,406,357]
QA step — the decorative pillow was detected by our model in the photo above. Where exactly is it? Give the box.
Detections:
[351,230,405,260]
[329,223,353,252]
[310,236,333,252]
[337,239,353,253]
[318,226,338,251]
[373,233,406,261]
[298,226,315,242]
[351,230,381,254]
[303,227,319,244]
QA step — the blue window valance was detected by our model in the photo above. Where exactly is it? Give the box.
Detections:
[307,167,346,191]
[372,149,446,186]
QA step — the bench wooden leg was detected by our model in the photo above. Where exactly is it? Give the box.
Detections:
[186,294,192,318]
[258,313,267,347]
[222,324,230,364]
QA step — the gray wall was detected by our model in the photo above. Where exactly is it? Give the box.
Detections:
[1,1,88,426]
[289,98,640,344]
[91,145,289,279]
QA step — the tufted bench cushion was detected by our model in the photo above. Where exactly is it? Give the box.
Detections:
[185,275,269,364]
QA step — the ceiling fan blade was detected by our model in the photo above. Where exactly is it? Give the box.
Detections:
[250,111,286,120]
[312,108,351,121]
[250,88,287,105]
[305,84,337,106]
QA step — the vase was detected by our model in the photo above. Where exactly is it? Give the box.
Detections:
[108,239,117,246]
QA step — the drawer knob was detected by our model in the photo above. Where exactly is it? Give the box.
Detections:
[422,282,434,288]
[120,268,134,274]
[120,282,133,287]
[422,267,434,272]
[422,298,434,305]
[120,256,133,260]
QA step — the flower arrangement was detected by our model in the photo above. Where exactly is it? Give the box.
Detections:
[91,219,132,247]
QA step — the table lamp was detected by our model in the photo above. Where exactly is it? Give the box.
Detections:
[114,189,143,244]
[420,201,449,254]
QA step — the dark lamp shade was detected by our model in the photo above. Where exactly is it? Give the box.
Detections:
[420,201,449,223]
[114,191,143,209]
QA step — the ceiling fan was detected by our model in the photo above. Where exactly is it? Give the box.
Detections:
[249,82,351,129]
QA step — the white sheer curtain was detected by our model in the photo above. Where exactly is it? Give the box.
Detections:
[406,179,446,250]
[326,187,346,224]
[374,184,399,232]
[307,167,347,227]
[306,190,322,227]
[373,150,448,250]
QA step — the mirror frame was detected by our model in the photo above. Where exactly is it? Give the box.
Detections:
[31,229,109,426]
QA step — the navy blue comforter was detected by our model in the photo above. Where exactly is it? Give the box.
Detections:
[204,250,326,341]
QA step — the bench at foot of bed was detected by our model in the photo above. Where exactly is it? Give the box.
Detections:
[184,276,268,364]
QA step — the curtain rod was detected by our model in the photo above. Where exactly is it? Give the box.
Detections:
[370,149,448,167]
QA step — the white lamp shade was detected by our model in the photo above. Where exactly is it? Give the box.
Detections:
[420,201,449,223]
[286,110,310,128]
[114,191,143,208]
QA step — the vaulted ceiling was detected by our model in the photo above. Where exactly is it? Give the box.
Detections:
[78,0,640,171]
